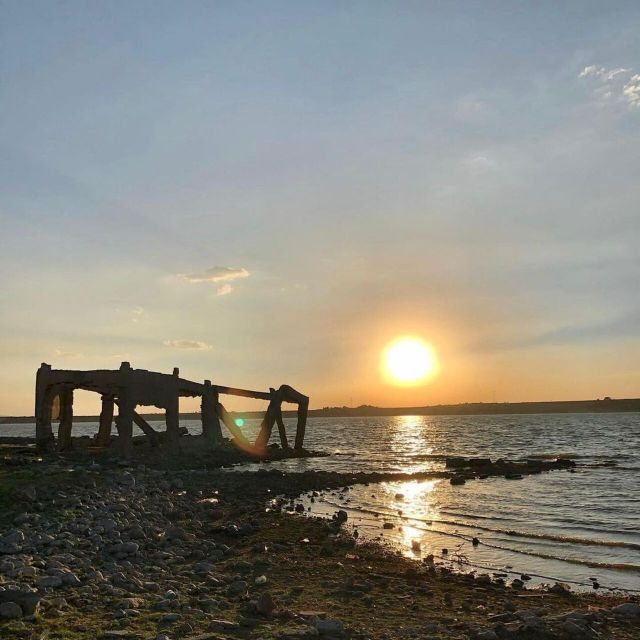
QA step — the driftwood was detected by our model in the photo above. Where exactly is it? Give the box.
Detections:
[34,362,309,458]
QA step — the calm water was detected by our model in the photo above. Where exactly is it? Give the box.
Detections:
[3,413,640,592]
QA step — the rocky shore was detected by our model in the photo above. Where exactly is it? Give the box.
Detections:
[0,447,638,639]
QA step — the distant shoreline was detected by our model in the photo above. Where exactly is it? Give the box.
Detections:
[2,397,639,423]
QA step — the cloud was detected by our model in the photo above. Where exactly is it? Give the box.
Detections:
[579,65,639,109]
[163,339,212,351]
[53,347,83,359]
[464,154,495,173]
[623,75,640,108]
[131,306,144,323]
[179,266,250,284]
[216,283,233,296]
[579,65,629,81]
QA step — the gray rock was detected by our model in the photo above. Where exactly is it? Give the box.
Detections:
[316,618,344,637]
[612,603,640,618]
[15,484,37,502]
[562,619,592,638]
[0,588,41,615]
[476,631,498,640]
[37,575,63,589]
[0,601,23,619]
[1,529,25,545]
[256,592,274,617]
[162,612,181,622]
[96,518,118,532]
[165,526,185,541]
[61,572,81,586]
[208,619,240,631]
[227,580,247,595]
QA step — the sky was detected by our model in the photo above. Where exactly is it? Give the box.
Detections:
[1,1,639,415]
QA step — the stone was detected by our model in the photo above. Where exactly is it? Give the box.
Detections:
[562,620,591,638]
[256,592,274,616]
[61,571,81,586]
[1,528,25,545]
[0,601,23,619]
[121,542,139,555]
[37,575,63,589]
[612,603,640,618]
[315,618,344,637]
[228,580,247,595]
[165,526,186,541]
[96,518,118,532]
[476,631,498,640]
[162,613,181,622]
[15,484,37,502]
[208,619,240,632]
[118,597,143,609]
[0,589,41,615]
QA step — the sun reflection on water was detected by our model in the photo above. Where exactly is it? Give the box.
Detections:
[380,479,440,555]
[390,415,436,473]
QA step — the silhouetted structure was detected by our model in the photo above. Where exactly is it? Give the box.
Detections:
[34,362,308,456]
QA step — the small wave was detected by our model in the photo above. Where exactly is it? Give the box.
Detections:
[318,498,640,551]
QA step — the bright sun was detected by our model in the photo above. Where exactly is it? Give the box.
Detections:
[382,337,439,385]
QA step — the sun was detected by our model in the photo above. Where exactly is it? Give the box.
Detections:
[382,337,439,385]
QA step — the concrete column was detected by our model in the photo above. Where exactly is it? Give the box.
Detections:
[35,363,54,450]
[294,399,308,450]
[255,389,280,452]
[97,395,114,447]
[201,380,222,444]
[57,387,74,451]
[115,398,134,457]
[275,405,289,449]
[116,361,134,457]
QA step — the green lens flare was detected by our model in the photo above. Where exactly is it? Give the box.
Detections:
[234,418,245,427]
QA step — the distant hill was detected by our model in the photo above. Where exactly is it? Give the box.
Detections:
[305,397,640,417]
[2,397,639,424]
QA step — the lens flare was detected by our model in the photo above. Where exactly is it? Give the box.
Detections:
[382,337,438,385]
[234,417,245,427]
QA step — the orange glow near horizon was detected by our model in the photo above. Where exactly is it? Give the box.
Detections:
[382,337,439,386]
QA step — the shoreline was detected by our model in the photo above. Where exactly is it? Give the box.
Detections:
[3,398,640,424]
[0,449,638,638]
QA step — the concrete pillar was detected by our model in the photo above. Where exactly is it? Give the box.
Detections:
[201,380,222,444]
[115,398,134,457]
[116,361,134,457]
[57,387,74,451]
[275,405,289,449]
[255,389,280,452]
[165,390,180,449]
[35,363,54,450]
[97,395,114,447]
[294,398,308,450]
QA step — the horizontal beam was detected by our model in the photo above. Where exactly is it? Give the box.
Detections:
[212,385,272,401]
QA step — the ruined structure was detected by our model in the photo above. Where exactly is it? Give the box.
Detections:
[34,362,309,456]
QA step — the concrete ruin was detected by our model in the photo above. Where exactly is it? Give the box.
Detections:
[34,362,309,457]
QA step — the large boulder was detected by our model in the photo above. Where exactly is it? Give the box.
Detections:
[0,589,41,615]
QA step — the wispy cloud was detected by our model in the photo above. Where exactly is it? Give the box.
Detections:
[179,266,249,284]
[178,266,250,296]
[131,306,145,323]
[623,75,640,109]
[53,347,83,359]
[579,64,640,109]
[216,283,233,296]
[163,339,212,351]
